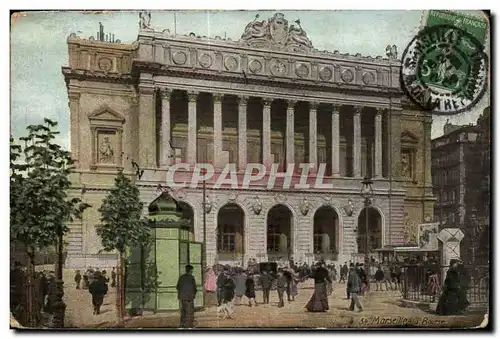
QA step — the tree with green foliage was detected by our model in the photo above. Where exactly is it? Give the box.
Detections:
[10,118,90,326]
[97,170,150,326]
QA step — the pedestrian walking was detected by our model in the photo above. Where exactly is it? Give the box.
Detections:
[276,269,287,308]
[216,268,226,307]
[345,263,353,299]
[89,271,108,315]
[245,272,257,307]
[234,268,247,306]
[219,271,236,319]
[283,268,293,302]
[111,267,116,288]
[74,270,82,290]
[176,264,197,328]
[347,265,363,312]
[427,269,440,302]
[260,270,272,304]
[305,261,331,312]
[82,270,89,290]
[374,265,385,291]
[436,259,469,315]
[339,262,348,283]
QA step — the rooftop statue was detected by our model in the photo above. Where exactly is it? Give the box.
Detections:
[240,13,313,53]
[139,11,152,30]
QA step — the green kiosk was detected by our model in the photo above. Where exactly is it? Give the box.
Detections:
[125,193,204,312]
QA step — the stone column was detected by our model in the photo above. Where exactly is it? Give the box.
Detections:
[374,108,383,178]
[161,88,172,167]
[437,228,464,284]
[309,102,318,166]
[286,100,296,165]
[388,109,402,178]
[353,107,362,177]
[213,93,223,168]
[187,91,198,165]
[138,85,156,167]
[68,91,80,164]
[238,96,248,170]
[262,98,272,167]
[331,105,340,177]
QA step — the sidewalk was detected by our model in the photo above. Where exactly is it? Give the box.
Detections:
[63,277,483,328]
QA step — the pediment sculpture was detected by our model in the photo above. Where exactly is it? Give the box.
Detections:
[240,13,313,53]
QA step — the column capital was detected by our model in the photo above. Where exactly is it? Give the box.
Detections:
[213,93,223,103]
[353,106,362,115]
[68,91,81,101]
[238,95,249,105]
[161,88,172,100]
[286,99,297,108]
[331,104,341,114]
[309,102,319,110]
[187,91,199,102]
[262,98,273,107]
[375,107,386,116]
[138,85,155,95]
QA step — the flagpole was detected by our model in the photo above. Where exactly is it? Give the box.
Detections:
[174,12,177,35]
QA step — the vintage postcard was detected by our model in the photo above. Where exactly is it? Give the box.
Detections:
[10,9,490,330]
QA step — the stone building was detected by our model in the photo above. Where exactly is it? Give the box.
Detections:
[431,108,491,264]
[62,12,434,268]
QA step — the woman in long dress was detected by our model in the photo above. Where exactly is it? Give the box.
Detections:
[305,262,331,312]
[436,259,469,315]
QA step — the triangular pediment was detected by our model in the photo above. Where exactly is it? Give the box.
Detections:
[401,130,419,145]
[88,105,125,123]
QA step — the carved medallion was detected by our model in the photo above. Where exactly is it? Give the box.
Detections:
[295,63,309,78]
[319,67,333,81]
[172,51,187,65]
[248,60,262,73]
[251,196,262,215]
[299,197,310,216]
[199,53,213,68]
[341,69,354,83]
[274,193,287,203]
[228,191,238,202]
[98,57,112,72]
[224,56,238,71]
[362,72,375,85]
[270,60,286,76]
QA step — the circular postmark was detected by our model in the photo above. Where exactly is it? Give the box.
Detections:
[401,24,488,115]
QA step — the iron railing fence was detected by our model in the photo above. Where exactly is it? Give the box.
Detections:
[401,264,489,310]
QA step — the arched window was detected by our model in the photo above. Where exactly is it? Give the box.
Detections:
[217,224,235,252]
[267,224,281,252]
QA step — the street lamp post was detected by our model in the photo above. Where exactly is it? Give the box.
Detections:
[202,178,207,268]
[360,177,374,291]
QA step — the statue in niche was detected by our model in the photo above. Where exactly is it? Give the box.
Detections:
[288,19,312,49]
[99,136,114,163]
[139,11,151,30]
[241,14,267,40]
[401,152,411,178]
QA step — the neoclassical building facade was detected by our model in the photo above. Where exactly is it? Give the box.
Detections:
[63,13,434,268]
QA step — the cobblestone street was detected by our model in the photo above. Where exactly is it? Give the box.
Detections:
[63,273,483,329]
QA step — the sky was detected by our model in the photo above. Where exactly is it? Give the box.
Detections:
[10,10,490,149]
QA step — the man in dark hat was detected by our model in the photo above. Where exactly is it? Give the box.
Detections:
[176,264,197,328]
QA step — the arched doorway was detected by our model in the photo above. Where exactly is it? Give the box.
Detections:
[313,206,339,261]
[178,201,194,241]
[357,207,382,255]
[267,205,293,262]
[217,204,245,265]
